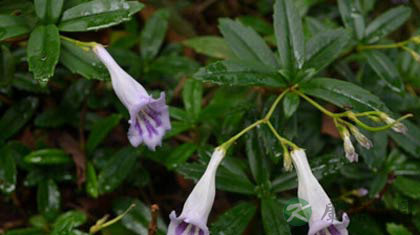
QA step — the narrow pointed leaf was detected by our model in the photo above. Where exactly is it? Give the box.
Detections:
[261,197,291,235]
[210,202,257,235]
[0,15,30,41]
[182,36,233,59]
[274,0,305,72]
[219,18,278,68]
[140,9,170,60]
[365,6,411,44]
[34,0,64,24]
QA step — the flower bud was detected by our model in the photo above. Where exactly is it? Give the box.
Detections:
[338,126,358,162]
[379,113,407,134]
[283,150,293,172]
[349,125,373,149]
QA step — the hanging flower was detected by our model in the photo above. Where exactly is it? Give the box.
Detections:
[93,44,170,150]
[291,149,350,235]
[338,125,358,162]
[168,148,226,235]
[348,125,372,150]
[379,113,407,134]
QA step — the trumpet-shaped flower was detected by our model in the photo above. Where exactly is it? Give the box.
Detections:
[291,149,350,235]
[348,125,372,150]
[168,148,225,235]
[379,113,407,134]
[338,126,358,162]
[93,44,170,150]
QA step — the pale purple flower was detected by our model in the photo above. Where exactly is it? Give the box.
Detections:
[291,149,350,235]
[338,126,358,162]
[93,44,170,150]
[168,148,225,235]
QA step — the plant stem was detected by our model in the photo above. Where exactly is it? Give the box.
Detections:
[357,40,409,51]
[60,36,97,51]
[263,88,290,120]
[266,121,298,149]
[293,90,336,117]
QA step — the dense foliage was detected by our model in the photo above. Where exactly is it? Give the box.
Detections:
[0,0,419,234]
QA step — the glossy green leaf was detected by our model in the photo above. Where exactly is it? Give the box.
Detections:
[261,197,291,235]
[0,15,30,41]
[0,146,17,193]
[182,36,233,59]
[365,51,403,92]
[348,213,384,235]
[27,24,60,84]
[60,38,109,80]
[61,79,93,111]
[37,179,61,220]
[0,1,34,15]
[274,0,305,72]
[86,114,122,154]
[59,0,144,32]
[194,60,286,88]
[182,79,202,121]
[368,171,387,198]
[386,223,412,235]
[24,149,72,165]
[210,202,257,235]
[393,176,420,199]
[365,6,411,44]
[113,197,167,235]
[164,143,197,169]
[85,162,99,198]
[238,15,273,35]
[5,228,45,235]
[219,18,278,68]
[51,211,87,235]
[300,78,389,112]
[34,0,64,23]
[283,92,300,119]
[337,0,365,39]
[0,45,15,86]
[97,147,139,194]
[0,97,39,142]
[140,9,169,60]
[305,29,350,73]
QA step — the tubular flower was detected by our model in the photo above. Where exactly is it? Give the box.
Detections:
[291,149,350,235]
[93,44,170,150]
[168,148,226,235]
[348,125,372,150]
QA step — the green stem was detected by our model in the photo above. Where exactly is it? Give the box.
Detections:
[350,113,413,132]
[60,36,97,51]
[293,90,336,117]
[90,204,135,234]
[266,121,298,149]
[357,40,409,51]
[264,88,290,120]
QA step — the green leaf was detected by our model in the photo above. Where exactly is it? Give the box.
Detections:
[97,147,139,194]
[37,179,61,221]
[34,0,64,24]
[0,146,17,194]
[305,29,350,73]
[164,143,197,169]
[182,79,202,121]
[27,24,60,84]
[210,202,257,235]
[60,38,109,80]
[365,51,403,92]
[86,114,122,155]
[5,228,45,235]
[0,97,39,142]
[140,9,169,60]
[59,0,144,32]
[238,15,273,35]
[283,92,300,119]
[113,198,167,235]
[299,78,389,112]
[219,18,278,68]
[194,60,287,88]
[261,197,291,235]
[246,127,270,184]
[0,45,16,87]
[337,0,365,39]
[24,149,72,165]
[61,79,93,111]
[365,6,411,44]
[369,171,387,198]
[274,0,305,72]
[0,15,30,41]
[386,223,413,235]
[85,162,99,198]
[51,211,87,235]
[393,176,420,199]
[182,36,233,59]
[348,213,384,235]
